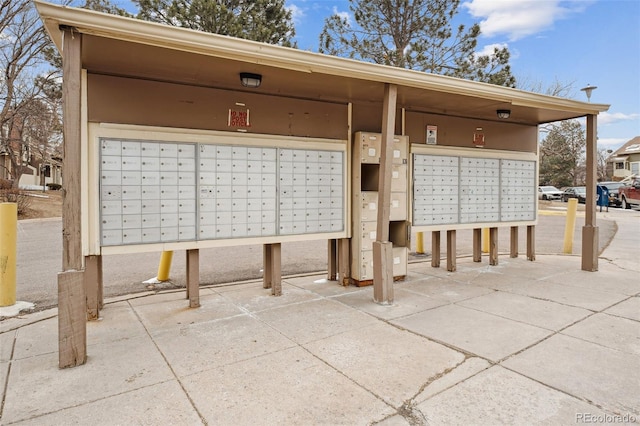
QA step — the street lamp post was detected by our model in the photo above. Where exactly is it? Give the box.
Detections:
[580,84,597,102]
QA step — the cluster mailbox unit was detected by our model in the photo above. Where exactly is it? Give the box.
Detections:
[93,129,348,254]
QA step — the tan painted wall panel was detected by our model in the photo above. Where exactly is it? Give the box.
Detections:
[405,111,537,152]
[87,74,349,140]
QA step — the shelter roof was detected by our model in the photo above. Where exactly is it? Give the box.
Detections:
[35,1,609,126]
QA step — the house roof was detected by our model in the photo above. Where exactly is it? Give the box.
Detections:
[611,136,640,157]
[35,1,609,126]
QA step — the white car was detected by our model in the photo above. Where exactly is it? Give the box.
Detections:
[538,186,563,200]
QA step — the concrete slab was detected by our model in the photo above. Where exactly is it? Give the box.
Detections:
[540,266,640,296]
[150,314,297,377]
[0,329,15,361]
[125,287,215,306]
[417,366,610,424]
[283,274,362,297]
[131,291,244,335]
[12,317,59,360]
[500,280,627,311]
[502,334,640,417]
[561,313,640,356]
[0,308,57,334]
[457,291,591,331]
[11,380,202,425]
[415,357,491,402]
[393,304,551,361]
[13,302,148,360]
[2,334,174,423]
[304,322,465,407]
[463,268,538,290]
[255,298,379,345]
[0,361,8,401]
[374,414,411,425]
[332,287,448,320]
[605,296,640,321]
[181,346,395,425]
[214,282,320,313]
[398,276,494,303]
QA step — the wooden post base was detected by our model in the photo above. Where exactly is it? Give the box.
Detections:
[58,270,87,369]
[373,241,394,304]
[581,226,599,271]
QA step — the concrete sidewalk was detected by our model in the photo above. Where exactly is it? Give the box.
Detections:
[1,213,639,425]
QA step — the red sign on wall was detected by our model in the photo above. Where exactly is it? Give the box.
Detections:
[473,127,485,147]
[228,108,251,128]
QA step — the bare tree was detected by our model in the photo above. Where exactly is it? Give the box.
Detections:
[1,0,53,187]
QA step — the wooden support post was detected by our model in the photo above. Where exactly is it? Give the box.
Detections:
[59,27,85,368]
[527,225,536,261]
[472,228,482,262]
[328,239,337,281]
[446,230,456,272]
[431,231,441,268]
[58,271,86,368]
[510,226,518,258]
[186,249,200,308]
[263,244,272,289]
[373,83,397,304]
[373,241,394,303]
[581,114,599,272]
[489,227,498,266]
[84,255,103,320]
[338,238,350,286]
[270,243,282,296]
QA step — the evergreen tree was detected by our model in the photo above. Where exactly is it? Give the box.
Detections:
[539,120,586,187]
[134,0,296,46]
[319,0,515,87]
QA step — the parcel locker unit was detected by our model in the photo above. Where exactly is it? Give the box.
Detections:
[351,132,410,284]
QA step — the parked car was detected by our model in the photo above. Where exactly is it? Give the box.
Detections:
[598,181,624,208]
[562,186,587,203]
[619,175,640,209]
[538,186,563,200]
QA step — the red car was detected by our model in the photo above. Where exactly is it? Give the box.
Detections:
[619,176,640,209]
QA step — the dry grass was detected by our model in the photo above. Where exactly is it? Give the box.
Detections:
[18,190,63,220]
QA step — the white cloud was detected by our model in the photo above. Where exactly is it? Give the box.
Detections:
[462,0,592,41]
[287,3,305,25]
[476,42,509,57]
[598,111,640,126]
[333,6,352,26]
[597,138,630,148]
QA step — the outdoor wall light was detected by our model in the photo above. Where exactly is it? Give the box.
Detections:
[496,109,511,119]
[240,72,262,88]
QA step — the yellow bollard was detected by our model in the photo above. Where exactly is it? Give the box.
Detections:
[0,203,17,307]
[416,232,425,254]
[563,198,578,254]
[482,228,490,253]
[156,251,173,282]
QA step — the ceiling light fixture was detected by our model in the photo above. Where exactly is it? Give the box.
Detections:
[240,72,262,88]
[496,109,511,119]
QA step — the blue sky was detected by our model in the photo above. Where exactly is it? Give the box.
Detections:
[285,0,640,151]
[105,0,639,151]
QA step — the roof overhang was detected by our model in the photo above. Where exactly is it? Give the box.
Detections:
[35,1,609,126]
